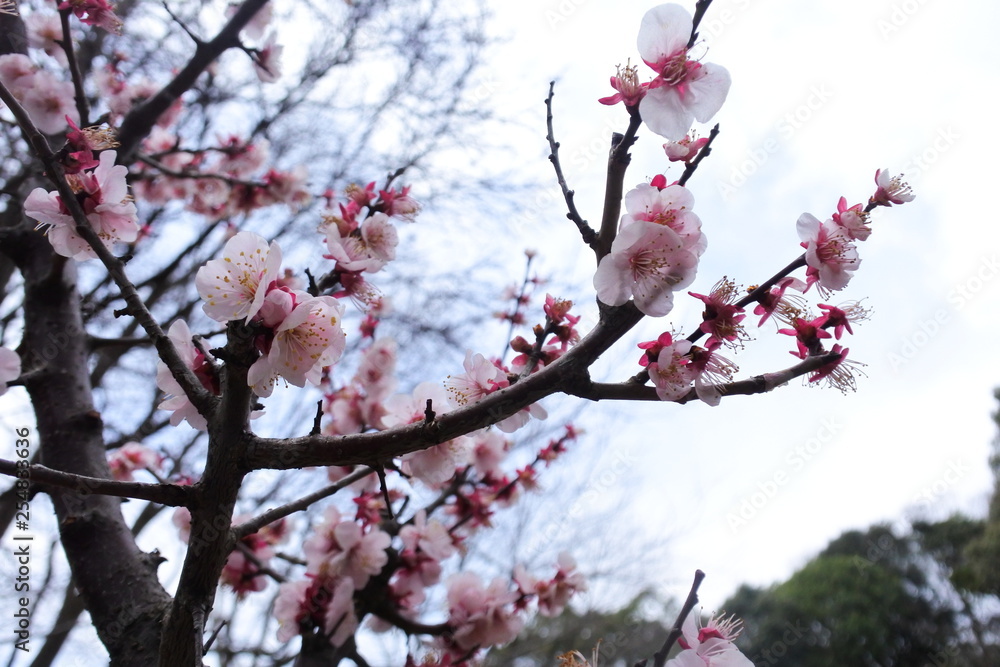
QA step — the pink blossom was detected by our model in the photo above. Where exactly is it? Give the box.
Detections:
[752,276,807,327]
[400,510,456,562]
[401,437,472,488]
[796,213,861,293]
[156,319,219,430]
[688,278,746,349]
[20,72,78,134]
[594,220,700,317]
[303,507,390,589]
[806,344,865,393]
[378,185,421,221]
[668,610,752,667]
[648,333,694,401]
[598,61,648,107]
[445,572,524,651]
[516,552,587,617]
[871,168,914,206]
[26,13,69,66]
[325,212,398,273]
[59,0,123,34]
[195,231,282,323]
[815,301,870,339]
[0,346,20,396]
[247,295,346,397]
[383,381,454,427]
[664,133,709,162]
[445,351,506,406]
[831,196,871,241]
[229,1,273,41]
[621,182,706,255]
[686,343,738,407]
[637,4,731,139]
[252,32,283,83]
[470,430,510,478]
[274,577,357,647]
[24,150,137,260]
[220,535,274,596]
[107,442,161,481]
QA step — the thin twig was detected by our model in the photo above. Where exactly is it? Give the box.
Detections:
[232,467,375,540]
[652,570,705,667]
[545,82,597,249]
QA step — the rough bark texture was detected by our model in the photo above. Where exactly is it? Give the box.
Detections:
[3,220,172,665]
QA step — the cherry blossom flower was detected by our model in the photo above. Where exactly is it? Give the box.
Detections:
[196,231,282,323]
[274,577,358,647]
[594,220,700,317]
[647,333,694,401]
[0,346,21,396]
[871,168,915,206]
[815,301,870,339]
[26,13,69,66]
[156,319,219,430]
[220,529,274,596]
[805,344,865,394]
[667,610,753,667]
[445,572,524,652]
[664,133,709,162]
[107,442,161,481]
[253,33,283,83]
[621,181,706,255]
[796,213,860,293]
[686,342,738,407]
[303,506,391,589]
[445,351,506,405]
[689,277,747,349]
[598,60,647,107]
[515,552,587,617]
[636,4,731,139]
[247,295,347,398]
[58,0,122,33]
[831,196,871,241]
[24,150,138,260]
[325,212,399,273]
[752,276,807,327]
[20,72,78,134]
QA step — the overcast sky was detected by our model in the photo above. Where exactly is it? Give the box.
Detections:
[476,0,1000,609]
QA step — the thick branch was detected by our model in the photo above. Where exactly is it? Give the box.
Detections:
[596,113,643,261]
[115,0,272,162]
[0,460,191,506]
[247,303,646,470]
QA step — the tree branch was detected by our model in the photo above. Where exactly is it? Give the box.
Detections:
[0,460,192,506]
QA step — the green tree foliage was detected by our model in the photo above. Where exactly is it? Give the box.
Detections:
[723,525,960,666]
